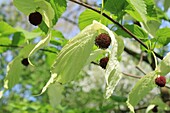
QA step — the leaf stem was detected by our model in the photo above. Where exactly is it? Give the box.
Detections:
[99,0,104,22]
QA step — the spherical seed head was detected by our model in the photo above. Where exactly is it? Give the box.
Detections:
[155,76,166,87]
[21,58,29,66]
[95,33,111,49]
[99,57,109,69]
[29,12,42,26]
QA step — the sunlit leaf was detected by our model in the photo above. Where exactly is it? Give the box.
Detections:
[151,28,170,48]
[45,47,58,66]
[49,0,67,25]
[144,0,157,20]
[78,9,114,30]
[114,34,124,61]
[126,72,156,113]
[0,21,16,35]
[115,24,148,40]
[104,0,128,20]
[13,0,37,15]
[141,20,160,40]
[126,0,147,22]
[15,27,42,40]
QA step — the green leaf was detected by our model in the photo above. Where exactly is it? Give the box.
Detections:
[49,0,67,25]
[0,21,16,35]
[78,9,114,30]
[114,34,124,60]
[15,27,42,40]
[157,52,170,75]
[0,37,11,53]
[12,32,25,46]
[141,20,161,37]
[126,72,156,113]
[48,82,64,108]
[50,30,67,46]
[45,47,58,66]
[104,0,128,20]
[115,24,148,40]
[13,0,37,15]
[126,0,147,22]
[144,0,157,20]
[39,21,49,34]
[111,95,127,102]
[164,0,170,11]
[4,44,35,89]
[151,28,170,48]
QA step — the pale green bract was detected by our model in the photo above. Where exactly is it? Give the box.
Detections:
[28,32,51,65]
[102,24,122,99]
[4,44,35,89]
[41,21,122,96]
[126,72,156,113]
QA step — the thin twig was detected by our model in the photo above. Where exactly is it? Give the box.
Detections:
[122,72,142,79]
[69,0,163,60]
[61,16,78,25]
[136,65,146,75]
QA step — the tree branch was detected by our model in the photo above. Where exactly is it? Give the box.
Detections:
[69,0,163,60]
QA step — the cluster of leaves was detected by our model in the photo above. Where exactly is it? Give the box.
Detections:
[0,0,170,112]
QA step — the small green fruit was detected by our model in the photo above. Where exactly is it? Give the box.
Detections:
[95,33,111,49]
[29,12,42,26]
